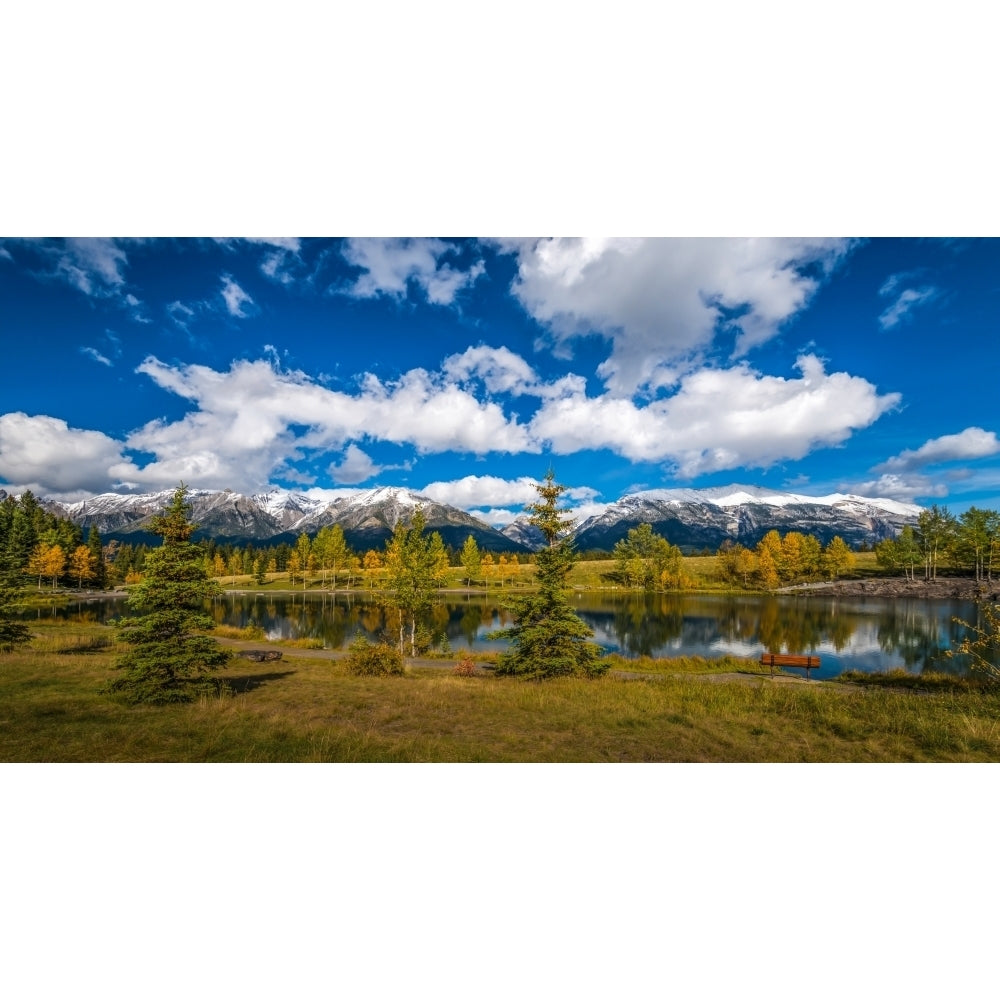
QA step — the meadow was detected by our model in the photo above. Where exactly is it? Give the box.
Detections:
[3,620,999,762]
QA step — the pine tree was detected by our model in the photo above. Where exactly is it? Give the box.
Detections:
[0,556,32,653]
[86,525,108,589]
[104,484,230,704]
[494,471,606,679]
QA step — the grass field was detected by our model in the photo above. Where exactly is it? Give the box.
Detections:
[3,621,999,762]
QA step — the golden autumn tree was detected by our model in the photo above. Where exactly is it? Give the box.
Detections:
[69,544,97,589]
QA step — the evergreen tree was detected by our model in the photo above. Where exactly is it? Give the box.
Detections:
[105,484,230,704]
[494,471,606,679]
[86,525,108,589]
[0,555,31,653]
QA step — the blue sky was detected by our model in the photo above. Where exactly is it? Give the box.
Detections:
[1,237,998,524]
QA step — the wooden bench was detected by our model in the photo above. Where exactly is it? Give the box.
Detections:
[760,653,821,679]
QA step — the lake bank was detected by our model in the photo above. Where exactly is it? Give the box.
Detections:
[4,622,1000,762]
[783,575,1000,600]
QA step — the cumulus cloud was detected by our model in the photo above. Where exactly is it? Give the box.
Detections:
[422,474,599,510]
[341,238,486,305]
[0,412,139,496]
[327,444,410,485]
[119,354,535,493]
[442,346,539,396]
[527,354,900,475]
[849,473,948,502]
[500,237,853,394]
[873,427,1000,474]
[220,275,255,318]
[878,276,938,330]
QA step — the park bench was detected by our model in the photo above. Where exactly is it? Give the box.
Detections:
[237,649,284,662]
[759,652,821,679]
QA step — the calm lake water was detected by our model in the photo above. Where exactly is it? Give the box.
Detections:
[29,590,990,679]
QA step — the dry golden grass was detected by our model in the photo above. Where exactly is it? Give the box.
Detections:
[3,622,1000,762]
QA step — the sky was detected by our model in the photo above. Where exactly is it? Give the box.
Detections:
[1,236,999,524]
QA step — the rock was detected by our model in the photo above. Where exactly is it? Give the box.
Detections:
[238,649,283,662]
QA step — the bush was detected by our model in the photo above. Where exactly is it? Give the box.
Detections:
[452,656,476,677]
[345,635,404,676]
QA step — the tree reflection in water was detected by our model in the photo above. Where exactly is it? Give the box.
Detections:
[33,591,992,677]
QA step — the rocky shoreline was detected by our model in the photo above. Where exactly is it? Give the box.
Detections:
[788,577,1000,601]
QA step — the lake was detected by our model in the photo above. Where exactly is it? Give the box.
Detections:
[28,589,990,678]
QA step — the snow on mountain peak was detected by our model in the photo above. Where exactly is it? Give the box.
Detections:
[628,484,921,518]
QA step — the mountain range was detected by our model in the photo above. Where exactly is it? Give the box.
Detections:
[16,486,527,552]
[3,484,922,553]
[566,485,921,552]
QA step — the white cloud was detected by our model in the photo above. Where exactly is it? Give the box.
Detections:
[873,427,1000,474]
[0,412,139,495]
[878,280,938,330]
[120,354,535,493]
[52,238,129,295]
[328,444,385,485]
[341,238,485,305]
[441,345,539,396]
[422,474,598,510]
[850,473,948,502]
[500,237,853,394]
[80,346,113,367]
[167,300,196,329]
[528,354,900,475]
[220,275,255,318]
[467,508,520,527]
[16,238,150,321]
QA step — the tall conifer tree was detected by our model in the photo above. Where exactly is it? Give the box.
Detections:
[105,484,229,704]
[494,471,606,679]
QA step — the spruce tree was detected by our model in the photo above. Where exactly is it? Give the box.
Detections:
[105,484,230,704]
[494,471,606,679]
[86,525,107,589]
[0,556,32,653]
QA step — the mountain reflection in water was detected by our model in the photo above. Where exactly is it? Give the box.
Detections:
[36,590,989,679]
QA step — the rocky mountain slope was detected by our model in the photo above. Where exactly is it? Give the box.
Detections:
[40,487,531,552]
[20,482,922,553]
[571,485,921,552]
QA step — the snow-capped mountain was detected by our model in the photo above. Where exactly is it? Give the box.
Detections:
[38,486,530,552]
[25,482,923,552]
[500,516,548,551]
[571,485,921,552]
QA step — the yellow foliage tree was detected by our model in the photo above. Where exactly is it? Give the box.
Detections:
[27,542,66,590]
[69,545,97,589]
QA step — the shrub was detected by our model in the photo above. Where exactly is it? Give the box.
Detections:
[452,656,476,677]
[345,635,404,676]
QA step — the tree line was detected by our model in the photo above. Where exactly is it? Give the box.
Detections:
[0,491,108,590]
[716,530,855,589]
[873,505,1000,582]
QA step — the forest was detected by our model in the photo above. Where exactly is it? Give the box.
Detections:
[3,491,1000,594]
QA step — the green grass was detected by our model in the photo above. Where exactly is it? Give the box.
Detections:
[600,653,773,675]
[4,622,1000,761]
